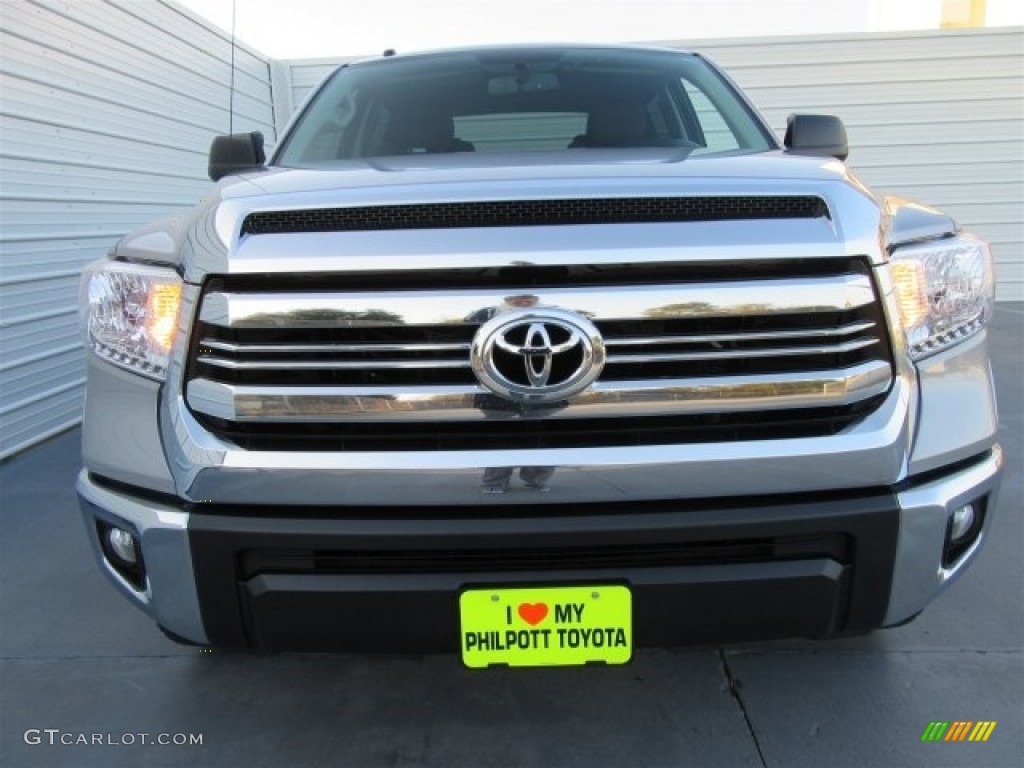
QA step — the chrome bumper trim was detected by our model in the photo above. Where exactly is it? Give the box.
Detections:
[76,471,207,645]
[884,445,1003,626]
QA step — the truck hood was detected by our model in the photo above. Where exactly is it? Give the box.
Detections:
[223,149,856,199]
[112,149,955,278]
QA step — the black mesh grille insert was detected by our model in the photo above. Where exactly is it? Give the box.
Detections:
[241,196,828,235]
[239,533,852,577]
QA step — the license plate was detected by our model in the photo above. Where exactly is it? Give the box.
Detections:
[459,585,632,668]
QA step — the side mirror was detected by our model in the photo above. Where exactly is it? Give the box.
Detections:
[208,131,266,181]
[784,114,848,161]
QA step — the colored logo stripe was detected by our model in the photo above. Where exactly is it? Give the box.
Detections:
[921,721,996,742]
[944,721,972,741]
[969,722,997,742]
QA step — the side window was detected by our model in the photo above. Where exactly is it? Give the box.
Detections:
[681,80,740,153]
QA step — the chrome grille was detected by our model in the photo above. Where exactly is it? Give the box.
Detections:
[185,258,894,449]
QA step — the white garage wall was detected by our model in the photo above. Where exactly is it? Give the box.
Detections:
[686,27,1024,302]
[0,0,276,459]
[282,27,1023,302]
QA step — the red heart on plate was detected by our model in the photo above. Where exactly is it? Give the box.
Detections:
[518,602,549,626]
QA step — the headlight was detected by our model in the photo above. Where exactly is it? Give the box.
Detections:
[81,260,183,380]
[889,235,994,360]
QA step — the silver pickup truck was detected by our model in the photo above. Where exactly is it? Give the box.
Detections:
[78,44,1001,666]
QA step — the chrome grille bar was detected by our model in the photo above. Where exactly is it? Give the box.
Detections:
[195,336,879,371]
[198,274,876,328]
[187,360,892,422]
[605,321,876,347]
[199,339,471,354]
[195,357,471,371]
[606,337,879,364]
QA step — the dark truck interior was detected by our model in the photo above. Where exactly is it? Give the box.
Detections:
[277,48,775,163]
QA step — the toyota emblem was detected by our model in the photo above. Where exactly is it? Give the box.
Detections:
[471,308,605,402]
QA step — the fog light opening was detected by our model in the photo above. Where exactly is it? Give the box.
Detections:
[97,521,146,590]
[107,527,138,564]
[943,499,985,568]
[949,505,976,542]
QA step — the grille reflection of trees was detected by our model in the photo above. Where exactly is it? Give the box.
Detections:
[235,309,405,327]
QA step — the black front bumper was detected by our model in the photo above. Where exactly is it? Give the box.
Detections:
[188,491,899,652]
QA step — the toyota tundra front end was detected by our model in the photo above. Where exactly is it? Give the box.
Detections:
[77,45,1001,665]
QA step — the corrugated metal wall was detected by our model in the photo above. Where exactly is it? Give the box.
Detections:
[685,27,1024,302]
[0,0,276,459]
[283,27,1023,301]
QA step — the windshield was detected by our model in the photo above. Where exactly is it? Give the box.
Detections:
[275,48,777,166]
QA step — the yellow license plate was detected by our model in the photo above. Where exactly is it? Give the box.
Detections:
[459,585,632,668]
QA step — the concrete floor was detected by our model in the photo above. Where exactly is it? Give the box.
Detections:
[1,305,1021,768]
